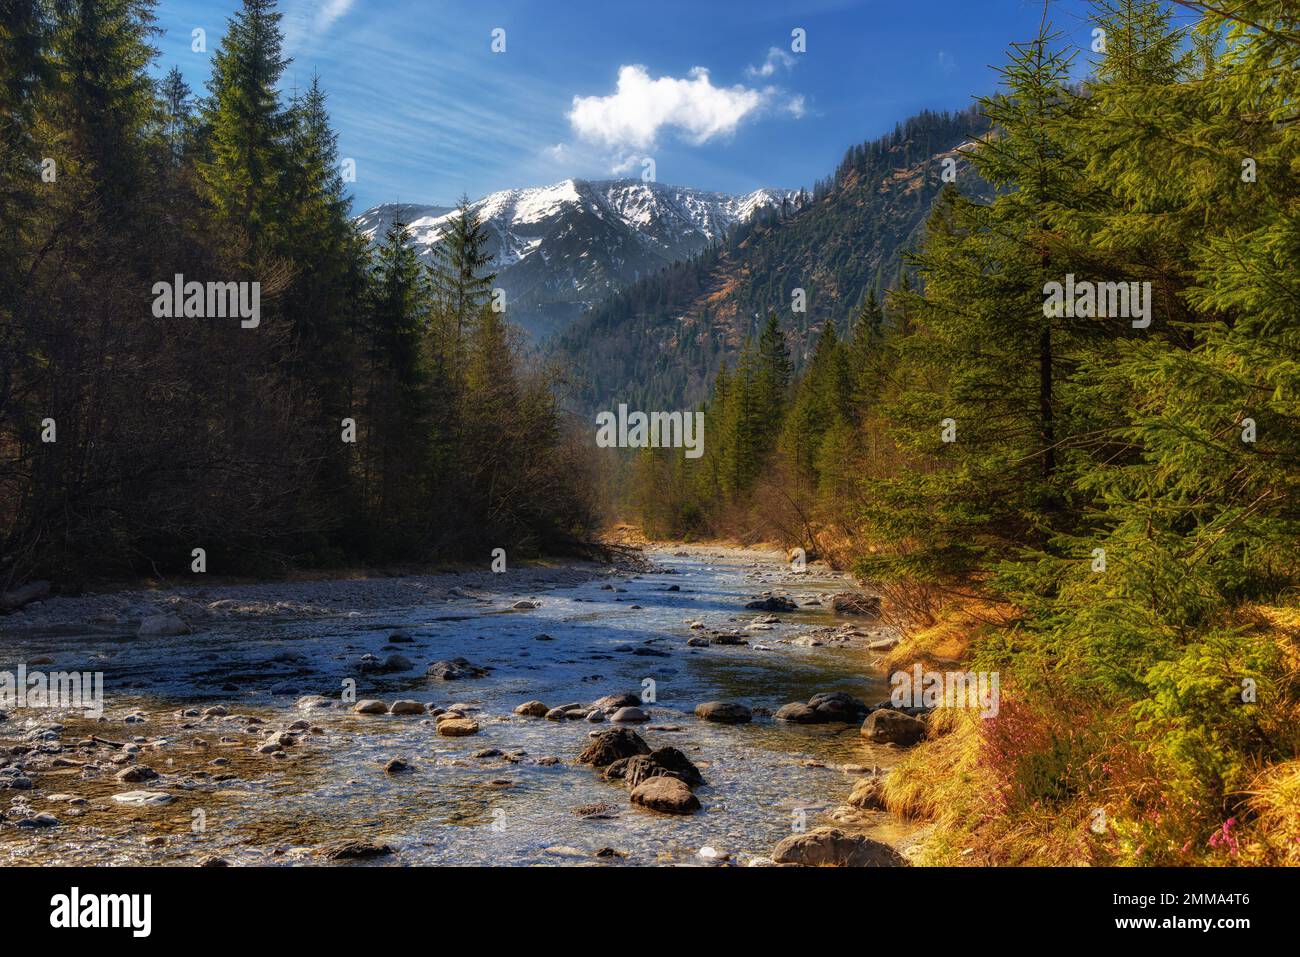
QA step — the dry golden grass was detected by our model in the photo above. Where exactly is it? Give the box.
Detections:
[882,707,983,823]
[878,598,1000,835]
[870,587,1300,866]
[1250,603,1300,673]
[881,595,1011,671]
[883,706,1117,866]
[1243,759,1300,865]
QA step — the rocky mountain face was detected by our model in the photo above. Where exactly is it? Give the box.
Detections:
[355,179,796,340]
[548,107,993,413]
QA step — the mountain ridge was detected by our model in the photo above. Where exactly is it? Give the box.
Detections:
[355,178,798,339]
[549,107,992,413]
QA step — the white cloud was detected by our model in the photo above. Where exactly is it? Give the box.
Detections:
[609,153,645,175]
[746,47,796,79]
[784,94,807,119]
[569,65,766,151]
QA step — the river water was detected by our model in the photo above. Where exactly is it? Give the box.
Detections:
[0,546,911,866]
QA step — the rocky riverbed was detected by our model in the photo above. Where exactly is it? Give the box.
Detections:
[0,546,924,866]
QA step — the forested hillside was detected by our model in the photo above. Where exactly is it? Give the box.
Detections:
[551,107,991,413]
[0,0,598,586]
[628,0,1300,865]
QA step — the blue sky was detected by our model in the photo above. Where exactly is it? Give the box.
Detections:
[154,0,1106,211]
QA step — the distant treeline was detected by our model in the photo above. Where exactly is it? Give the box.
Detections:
[0,0,600,585]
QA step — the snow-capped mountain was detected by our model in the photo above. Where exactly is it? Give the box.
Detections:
[355,179,797,339]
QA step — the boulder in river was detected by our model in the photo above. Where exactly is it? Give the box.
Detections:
[16,812,59,828]
[711,633,748,646]
[810,692,871,721]
[320,839,394,861]
[578,727,650,767]
[353,699,388,715]
[860,709,927,746]
[773,702,822,724]
[137,613,191,637]
[776,692,870,724]
[426,657,488,680]
[847,775,889,811]
[610,706,649,723]
[694,701,752,724]
[513,700,549,717]
[388,700,424,715]
[436,717,479,737]
[744,595,797,612]
[629,776,700,815]
[112,790,175,806]
[114,765,158,783]
[623,747,704,788]
[772,827,905,866]
[546,704,587,720]
[592,692,641,713]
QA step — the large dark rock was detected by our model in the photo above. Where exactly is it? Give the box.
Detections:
[629,776,700,815]
[578,727,650,767]
[622,755,665,788]
[847,775,888,811]
[772,827,905,866]
[809,691,870,721]
[320,840,395,861]
[711,633,748,646]
[861,709,927,746]
[744,595,797,612]
[623,747,704,789]
[649,746,703,786]
[774,702,824,724]
[426,657,488,680]
[603,756,634,781]
[0,580,50,612]
[593,692,642,713]
[694,701,752,724]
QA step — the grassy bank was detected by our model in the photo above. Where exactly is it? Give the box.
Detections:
[877,594,1300,866]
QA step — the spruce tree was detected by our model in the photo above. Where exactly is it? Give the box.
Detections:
[199,0,290,260]
[753,311,792,439]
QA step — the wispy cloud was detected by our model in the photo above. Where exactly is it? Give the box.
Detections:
[746,46,795,79]
[283,0,357,53]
